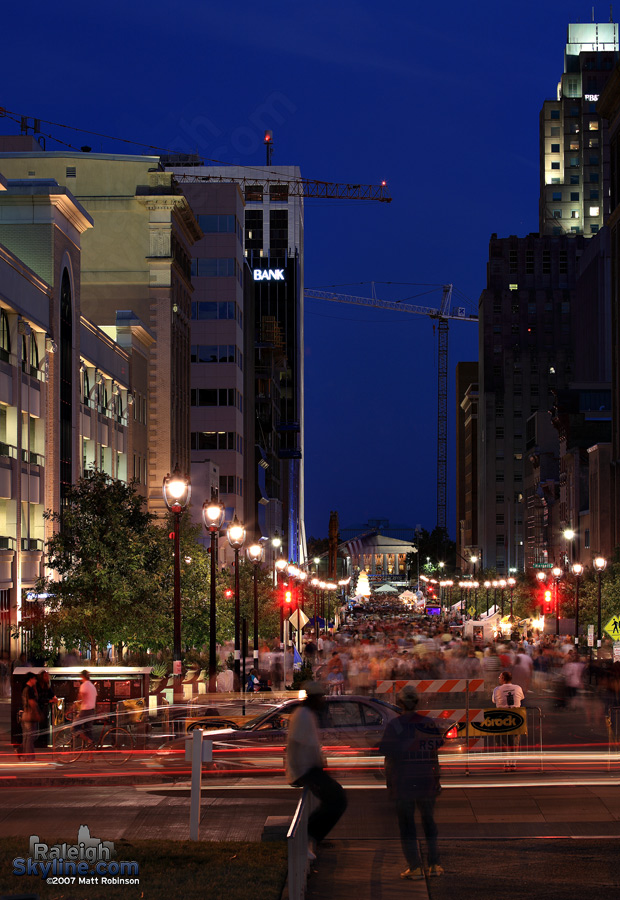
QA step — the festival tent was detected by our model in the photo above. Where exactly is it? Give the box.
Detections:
[399,590,417,602]
[374,583,399,594]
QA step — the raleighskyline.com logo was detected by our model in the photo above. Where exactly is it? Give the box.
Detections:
[12,825,140,885]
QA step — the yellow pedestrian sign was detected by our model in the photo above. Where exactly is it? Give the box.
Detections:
[604,615,620,640]
[468,606,476,617]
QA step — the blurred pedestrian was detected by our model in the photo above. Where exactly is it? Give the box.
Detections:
[20,672,41,761]
[286,681,347,859]
[379,685,444,880]
[36,670,57,748]
[493,671,524,770]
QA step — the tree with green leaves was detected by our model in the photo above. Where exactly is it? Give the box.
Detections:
[25,469,283,662]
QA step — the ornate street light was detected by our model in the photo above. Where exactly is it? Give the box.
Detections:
[507,577,516,621]
[484,580,491,615]
[498,579,507,617]
[572,563,583,647]
[593,556,607,649]
[227,515,246,687]
[247,542,264,673]
[202,492,225,692]
[162,466,191,701]
[552,566,563,636]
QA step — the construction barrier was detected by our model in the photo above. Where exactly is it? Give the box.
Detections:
[375,679,485,696]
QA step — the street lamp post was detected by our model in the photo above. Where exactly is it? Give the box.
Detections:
[484,581,491,615]
[202,492,225,693]
[593,556,607,650]
[535,571,547,618]
[507,577,516,623]
[572,563,583,647]
[247,542,264,674]
[227,516,246,689]
[563,528,575,568]
[271,532,282,585]
[498,579,506,617]
[552,566,562,636]
[162,467,191,702]
[275,558,288,649]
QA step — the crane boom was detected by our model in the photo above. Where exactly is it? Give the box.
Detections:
[305,285,478,532]
[172,173,392,202]
[304,286,476,321]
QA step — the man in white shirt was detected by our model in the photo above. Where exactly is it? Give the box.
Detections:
[286,682,347,858]
[75,670,98,747]
[492,671,524,708]
[492,671,524,770]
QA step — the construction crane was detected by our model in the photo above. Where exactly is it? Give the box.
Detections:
[304,285,478,532]
[171,171,391,202]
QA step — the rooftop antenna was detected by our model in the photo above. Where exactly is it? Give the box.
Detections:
[264,130,273,166]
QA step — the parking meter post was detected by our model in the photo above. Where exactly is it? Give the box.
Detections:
[189,728,203,840]
[465,679,470,777]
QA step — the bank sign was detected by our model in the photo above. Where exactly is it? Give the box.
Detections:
[253,269,285,281]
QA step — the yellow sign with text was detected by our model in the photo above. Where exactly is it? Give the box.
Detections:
[458,708,528,737]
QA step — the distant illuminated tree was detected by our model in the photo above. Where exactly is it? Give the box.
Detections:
[356,570,371,598]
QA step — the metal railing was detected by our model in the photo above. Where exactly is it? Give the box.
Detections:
[287,787,316,900]
[463,706,544,773]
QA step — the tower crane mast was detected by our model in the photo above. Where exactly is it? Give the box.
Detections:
[304,285,478,532]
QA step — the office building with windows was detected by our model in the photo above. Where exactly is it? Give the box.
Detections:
[540,22,618,237]
[166,163,306,564]
[0,172,147,658]
[165,178,255,564]
[0,140,201,518]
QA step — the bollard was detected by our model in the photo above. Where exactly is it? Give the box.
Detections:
[185,729,213,840]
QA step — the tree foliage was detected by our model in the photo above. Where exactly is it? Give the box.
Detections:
[32,470,282,659]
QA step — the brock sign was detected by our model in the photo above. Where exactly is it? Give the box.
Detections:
[253,269,285,281]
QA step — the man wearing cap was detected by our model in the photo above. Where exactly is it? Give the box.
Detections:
[286,682,347,858]
[379,685,444,880]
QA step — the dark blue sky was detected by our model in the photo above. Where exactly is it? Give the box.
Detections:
[0,0,604,539]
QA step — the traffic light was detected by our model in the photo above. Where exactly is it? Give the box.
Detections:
[224,589,233,599]
[544,589,552,605]
[285,590,292,604]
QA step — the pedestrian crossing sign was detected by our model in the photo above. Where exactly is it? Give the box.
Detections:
[604,615,620,640]
[468,606,475,617]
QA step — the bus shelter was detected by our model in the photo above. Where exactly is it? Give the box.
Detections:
[11,666,151,745]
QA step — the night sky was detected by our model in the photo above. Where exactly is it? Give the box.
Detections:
[0,0,604,540]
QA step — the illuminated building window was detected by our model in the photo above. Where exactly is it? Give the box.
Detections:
[571,210,579,219]
[569,141,579,151]
[589,206,600,216]
[588,138,599,149]
[509,284,518,291]
[588,121,599,131]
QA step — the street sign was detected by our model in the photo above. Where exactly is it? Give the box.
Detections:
[468,606,475,617]
[536,563,554,569]
[588,624,595,647]
[604,615,620,641]
[289,609,310,631]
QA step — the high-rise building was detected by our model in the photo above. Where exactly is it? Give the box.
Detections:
[478,234,586,572]
[0,141,201,517]
[0,172,145,657]
[167,164,306,564]
[539,22,618,237]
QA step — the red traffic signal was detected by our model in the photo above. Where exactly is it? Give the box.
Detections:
[224,589,233,599]
[544,590,552,604]
[285,590,292,604]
